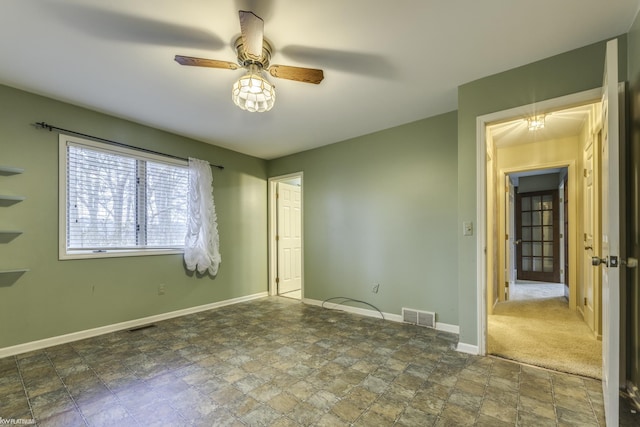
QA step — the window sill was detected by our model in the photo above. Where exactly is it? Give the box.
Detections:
[60,248,184,260]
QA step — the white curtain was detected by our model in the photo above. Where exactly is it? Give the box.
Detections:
[184,158,221,275]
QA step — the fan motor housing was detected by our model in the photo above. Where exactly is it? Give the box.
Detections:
[234,37,272,70]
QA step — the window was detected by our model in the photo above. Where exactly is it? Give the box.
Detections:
[59,135,189,259]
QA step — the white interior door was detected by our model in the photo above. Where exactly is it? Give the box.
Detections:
[583,139,596,330]
[277,182,302,294]
[599,38,620,427]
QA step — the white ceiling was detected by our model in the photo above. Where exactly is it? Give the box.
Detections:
[1,1,638,160]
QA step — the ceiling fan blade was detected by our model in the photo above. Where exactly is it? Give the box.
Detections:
[174,55,239,70]
[235,0,274,21]
[269,65,324,84]
[239,10,264,60]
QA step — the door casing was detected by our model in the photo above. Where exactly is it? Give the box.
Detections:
[268,172,304,297]
[498,165,575,305]
[476,87,601,355]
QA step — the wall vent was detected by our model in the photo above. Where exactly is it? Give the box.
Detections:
[402,308,435,328]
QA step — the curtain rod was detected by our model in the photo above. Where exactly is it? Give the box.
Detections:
[33,121,224,170]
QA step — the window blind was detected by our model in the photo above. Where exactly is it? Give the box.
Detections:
[65,141,188,252]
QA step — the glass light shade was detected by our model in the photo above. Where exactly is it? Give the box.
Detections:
[527,115,545,131]
[231,66,275,112]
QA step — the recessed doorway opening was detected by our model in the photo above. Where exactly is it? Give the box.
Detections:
[508,168,567,302]
[268,173,304,301]
[481,91,603,379]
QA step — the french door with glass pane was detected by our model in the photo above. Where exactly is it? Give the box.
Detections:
[515,190,560,282]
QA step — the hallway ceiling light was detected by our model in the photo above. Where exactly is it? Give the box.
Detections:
[527,115,545,131]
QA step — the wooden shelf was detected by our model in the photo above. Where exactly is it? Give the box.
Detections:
[0,269,28,287]
[0,231,22,243]
[0,195,25,207]
[0,166,24,176]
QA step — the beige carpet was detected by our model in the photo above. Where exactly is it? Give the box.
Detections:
[488,294,602,379]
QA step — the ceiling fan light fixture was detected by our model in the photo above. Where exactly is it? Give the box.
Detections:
[527,114,545,131]
[232,64,275,112]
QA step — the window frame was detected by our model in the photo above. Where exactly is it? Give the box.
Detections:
[58,134,188,260]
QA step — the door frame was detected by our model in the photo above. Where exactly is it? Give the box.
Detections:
[268,172,304,297]
[499,164,575,305]
[476,87,601,355]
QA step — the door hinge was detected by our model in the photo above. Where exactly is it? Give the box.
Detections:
[276,235,279,241]
[505,234,509,240]
[583,168,588,177]
[584,297,587,306]
[276,277,279,284]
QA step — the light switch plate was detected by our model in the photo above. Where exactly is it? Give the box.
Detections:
[463,221,473,236]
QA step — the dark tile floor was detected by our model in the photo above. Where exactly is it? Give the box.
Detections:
[0,297,637,426]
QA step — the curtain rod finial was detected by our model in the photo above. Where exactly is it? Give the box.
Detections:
[34,122,52,131]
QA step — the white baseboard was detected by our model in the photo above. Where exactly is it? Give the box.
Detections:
[435,322,460,334]
[0,292,268,358]
[303,298,460,334]
[456,342,480,355]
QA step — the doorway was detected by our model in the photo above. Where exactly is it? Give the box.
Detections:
[268,173,304,300]
[508,169,566,302]
[480,90,604,378]
[478,40,623,425]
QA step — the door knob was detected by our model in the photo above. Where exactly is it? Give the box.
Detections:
[592,256,621,267]
[622,257,638,268]
[515,239,522,245]
[592,256,608,266]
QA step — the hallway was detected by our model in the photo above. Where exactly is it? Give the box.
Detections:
[488,281,601,379]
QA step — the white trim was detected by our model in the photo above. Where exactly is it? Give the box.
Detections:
[497,161,577,311]
[475,87,601,356]
[58,134,189,260]
[436,322,460,334]
[476,115,488,356]
[456,342,480,355]
[61,248,184,260]
[303,298,460,334]
[267,172,304,298]
[0,292,267,358]
[59,136,67,260]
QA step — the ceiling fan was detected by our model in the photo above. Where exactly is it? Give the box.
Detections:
[175,10,324,112]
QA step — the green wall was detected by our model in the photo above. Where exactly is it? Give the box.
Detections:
[0,85,268,348]
[456,36,628,345]
[268,111,459,324]
[267,35,628,342]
